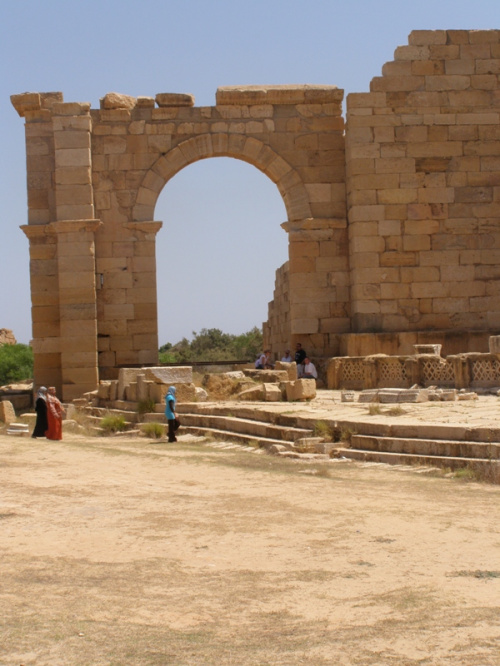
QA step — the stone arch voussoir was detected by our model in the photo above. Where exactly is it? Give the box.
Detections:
[132,133,312,222]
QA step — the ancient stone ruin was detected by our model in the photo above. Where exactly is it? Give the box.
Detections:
[11,29,500,400]
[0,329,17,346]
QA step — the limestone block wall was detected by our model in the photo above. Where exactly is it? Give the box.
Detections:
[264,261,290,357]
[346,29,500,334]
[88,85,348,375]
[13,85,348,397]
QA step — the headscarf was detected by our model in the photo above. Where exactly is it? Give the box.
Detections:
[36,386,47,401]
[168,386,176,396]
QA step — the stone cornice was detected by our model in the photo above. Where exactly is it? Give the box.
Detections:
[21,219,102,238]
[124,221,163,234]
[281,218,347,233]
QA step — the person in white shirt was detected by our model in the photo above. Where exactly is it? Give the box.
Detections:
[302,357,318,379]
[281,350,292,362]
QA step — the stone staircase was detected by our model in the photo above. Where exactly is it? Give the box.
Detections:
[73,402,500,471]
[333,419,500,471]
[175,403,330,458]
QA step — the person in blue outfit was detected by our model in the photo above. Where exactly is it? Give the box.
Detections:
[165,386,179,442]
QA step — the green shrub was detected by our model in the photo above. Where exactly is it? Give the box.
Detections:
[313,420,334,441]
[141,422,164,439]
[0,343,33,384]
[137,399,156,415]
[100,413,127,433]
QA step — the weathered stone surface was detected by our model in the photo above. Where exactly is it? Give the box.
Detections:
[275,361,298,381]
[216,85,343,106]
[0,400,16,424]
[294,437,325,453]
[155,93,195,107]
[149,382,196,404]
[195,386,208,402]
[0,329,16,345]
[414,344,442,356]
[263,383,282,402]
[238,385,265,401]
[144,367,193,385]
[285,379,316,402]
[100,92,137,110]
[244,369,289,383]
[489,336,500,355]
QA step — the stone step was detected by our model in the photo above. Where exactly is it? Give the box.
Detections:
[350,434,500,460]
[7,422,30,436]
[179,412,314,443]
[334,447,500,471]
[180,425,297,451]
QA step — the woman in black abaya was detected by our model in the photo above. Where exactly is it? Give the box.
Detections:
[32,386,48,438]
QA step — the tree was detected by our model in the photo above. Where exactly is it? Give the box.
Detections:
[0,344,33,385]
[158,327,263,363]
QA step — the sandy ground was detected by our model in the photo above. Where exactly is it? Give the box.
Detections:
[1,417,499,666]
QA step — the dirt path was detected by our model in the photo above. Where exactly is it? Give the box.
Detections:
[1,432,499,665]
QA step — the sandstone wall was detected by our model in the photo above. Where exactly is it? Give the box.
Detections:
[346,29,500,334]
[263,261,290,358]
[12,30,500,399]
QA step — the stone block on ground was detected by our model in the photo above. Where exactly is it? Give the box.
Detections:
[378,389,403,403]
[117,369,139,400]
[221,371,246,380]
[195,387,208,402]
[398,389,429,403]
[144,366,193,385]
[263,383,282,402]
[275,361,298,381]
[238,385,265,401]
[358,390,379,403]
[0,400,17,424]
[244,369,290,383]
[458,392,478,400]
[97,381,112,400]
[294,437,325,453]
[152,382,196,404]
[341,390,356,402]
[6,422,30,436]
[285,379,316,401]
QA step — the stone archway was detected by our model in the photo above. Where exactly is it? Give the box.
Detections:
[12,85,348,399]
[132,133,312,223]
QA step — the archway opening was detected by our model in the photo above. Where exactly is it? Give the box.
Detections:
[155,157,288,350]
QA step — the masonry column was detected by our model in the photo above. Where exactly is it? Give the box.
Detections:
[283,217,350,357]
[52,102,101,400]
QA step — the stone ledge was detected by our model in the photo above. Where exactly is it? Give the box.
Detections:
[216,85,343,106]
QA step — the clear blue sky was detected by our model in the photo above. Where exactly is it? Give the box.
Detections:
[1,0,498,345]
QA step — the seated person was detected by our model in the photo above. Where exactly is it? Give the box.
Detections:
[255,350,274,369]
[302,357,318,380]
[281,350,292,362]
[295,342,307,377]
[255,352,267,369]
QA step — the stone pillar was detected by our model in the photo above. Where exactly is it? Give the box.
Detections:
[96,221,162,379]
[53,220,102,400]
[283,217,350,357]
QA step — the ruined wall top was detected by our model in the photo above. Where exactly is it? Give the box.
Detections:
[11,84,343,118]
